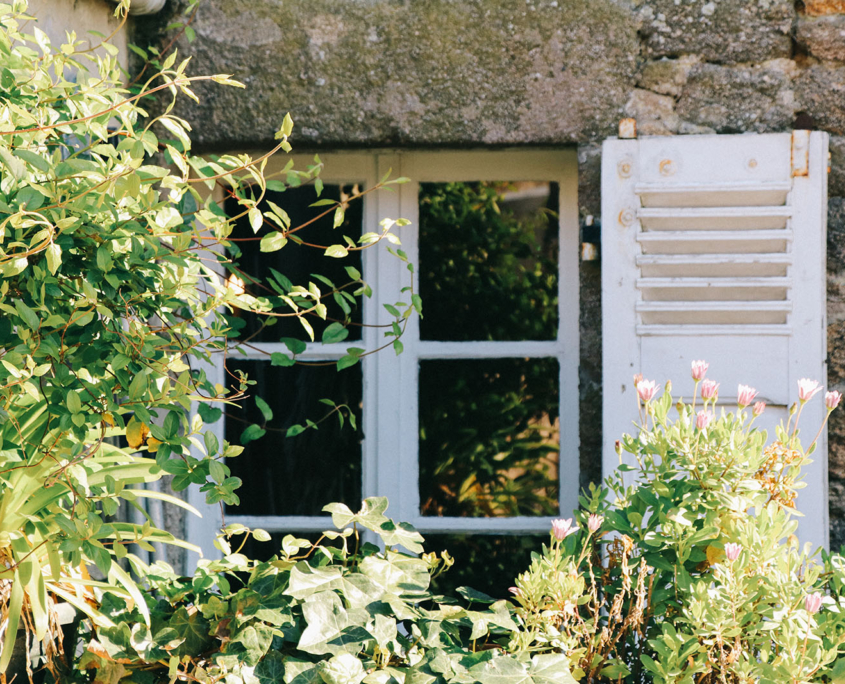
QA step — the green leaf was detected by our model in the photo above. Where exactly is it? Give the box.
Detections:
[204,431,220,456]
[15,149,51,173]
[45,242,61,275]
[66,391,82,414]
[281,337,307,355]
[14,300,39,330]
[333,206,345,229]
[256,651,286,684]
[260,232,287,253]
[318,654,366,684]
[241,424,266,443]
[325,244,348,258]
[270,352,296,367]
[0,146,25,179]
[168,607,213,656]
[337,355,359,371]
[284,659,321,684]
[378,520,425,554]
[322,322,349,345]
[255,396,274,422]
[249,207,263,233]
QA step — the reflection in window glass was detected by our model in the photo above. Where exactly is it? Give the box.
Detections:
[426,533,549,599]
[225,184,363,343]
[418,181,559,342]
[224,361,362,516]
[419,358,560,518]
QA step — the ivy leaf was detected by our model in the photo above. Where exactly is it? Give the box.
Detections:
[284,659,321,684]
[378,520,425,554]
[256,651,286,684]
[318,654,366,684]
[168,607,213,657]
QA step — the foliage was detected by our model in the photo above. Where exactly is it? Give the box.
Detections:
[0,0,413,674]
[66,498,576,684]
[506,369,845,684]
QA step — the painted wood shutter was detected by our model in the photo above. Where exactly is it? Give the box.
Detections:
[601,131,829,549]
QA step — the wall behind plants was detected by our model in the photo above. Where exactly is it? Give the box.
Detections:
[130,0,845,550]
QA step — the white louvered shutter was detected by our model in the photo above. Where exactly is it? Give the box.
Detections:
[601,132,829,550]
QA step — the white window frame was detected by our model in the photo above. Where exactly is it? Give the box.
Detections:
[187,149,579,563]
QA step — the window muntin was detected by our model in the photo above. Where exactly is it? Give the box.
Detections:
[187,151,579,575]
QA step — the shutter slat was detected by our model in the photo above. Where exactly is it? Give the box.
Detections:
[636,181,791,207]
[636,323,792,337]
[637,253,790,277]
[638,230,791,254]
[638,206,791,231]
[638,276,790,302]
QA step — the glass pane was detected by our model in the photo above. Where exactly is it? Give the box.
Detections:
[418,181,559,341]
[225,184,363,343]
[224,360,362,516]
[419,358,559,517]
[426,533,548,599]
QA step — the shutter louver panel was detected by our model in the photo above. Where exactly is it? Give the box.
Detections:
[602,131,829,550]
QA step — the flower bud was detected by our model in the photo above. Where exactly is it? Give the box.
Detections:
[696,410,713,430]
[724,542,742,562]
[753,401,766,416]
[551,518,578,541]
[700,379,719,401]
[691,360,708,381]
[805,592,823,615]
[797,378,822,403]
[587,514,604,534]
[826,390,842,411]
[636,379,660,403]
[737,384,758,408]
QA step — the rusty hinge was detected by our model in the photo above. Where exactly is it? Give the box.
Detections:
[791,130,810,177]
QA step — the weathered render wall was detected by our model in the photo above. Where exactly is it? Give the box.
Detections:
[134,0,845,548]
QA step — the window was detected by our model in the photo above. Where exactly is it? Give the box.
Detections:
[187,151,579,595]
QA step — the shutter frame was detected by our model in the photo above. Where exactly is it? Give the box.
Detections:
[601,131,829,550]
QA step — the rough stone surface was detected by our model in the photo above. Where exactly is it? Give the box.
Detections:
[831,137,845,198]
[625,88,679,135]
[676,60,796,133]
[637,56,699,97]
[797,15,845,61]
[636,0,793,64]
[805,0,845,16]
[795,65,845,135]
[828,198,845,550]
[138,0,639,151]
[578,143,602,219]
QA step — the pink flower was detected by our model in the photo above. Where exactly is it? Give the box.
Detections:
[587,514,604,533]
[737,384,758,408]
[798,378,823,403]
[691,360,709,381]
[753,401,766,417]
[696,410,713,430]
[826,390,842,411]
[700,379,719,401]
[636,379,660,403]
[724,543,742,562]
[508,586,521,597]
[551,518,578,541]
[805,592,823,614]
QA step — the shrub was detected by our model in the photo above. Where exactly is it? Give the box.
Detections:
[68,499,575,684]
[0,0,412,676]
[506,365,845,684]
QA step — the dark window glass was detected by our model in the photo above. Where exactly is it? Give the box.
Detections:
[229,530,343,564]
[418,181,559,342]
[224,360,362,516]
[225,184,363,343]
[425,533,548,599]
[419,358,560,518]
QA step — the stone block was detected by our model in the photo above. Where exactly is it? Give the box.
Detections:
[134,0,639,150]
[637,0,793,64]
[625,88,679,135]
[805,0,845,16]
[638,56,699,98]
[795,65,845,135]
[676,60,796,134]
[796,15,845,61]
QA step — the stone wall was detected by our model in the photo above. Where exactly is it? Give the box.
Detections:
[133,0,845,549]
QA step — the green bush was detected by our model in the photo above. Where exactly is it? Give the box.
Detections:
[506,367,845,684]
